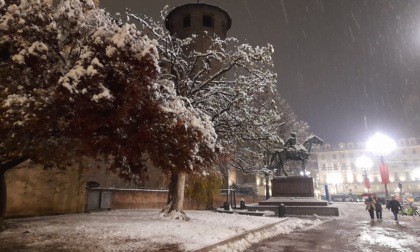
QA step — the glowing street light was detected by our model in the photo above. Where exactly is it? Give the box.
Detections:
[366,132,396,198]
[355,155,373,191]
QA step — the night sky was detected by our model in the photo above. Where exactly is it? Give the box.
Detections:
[100,0,420,144]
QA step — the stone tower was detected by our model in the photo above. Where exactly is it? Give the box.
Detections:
[165,3,232,53]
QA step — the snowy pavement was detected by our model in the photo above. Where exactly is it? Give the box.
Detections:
[0,208,325,251]
[245,202,420,252]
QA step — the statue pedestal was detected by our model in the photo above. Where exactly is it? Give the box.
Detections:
[271,176,314,197]
[247,176,337,215]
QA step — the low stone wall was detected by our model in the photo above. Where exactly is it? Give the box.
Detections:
[88,188,265,211]
[111,189,168,209]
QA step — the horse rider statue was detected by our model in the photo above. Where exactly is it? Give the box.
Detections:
[284,132,305,159]
[284,132,298,149]
[269,133,324,176]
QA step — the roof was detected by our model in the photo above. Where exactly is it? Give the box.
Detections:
[164,3,232,31]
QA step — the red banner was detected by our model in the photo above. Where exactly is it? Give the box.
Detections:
[363,176,371,189]
[379,163,390,184]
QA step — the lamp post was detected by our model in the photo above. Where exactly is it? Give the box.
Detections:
[366,132,396,199]
[355,155,373,192]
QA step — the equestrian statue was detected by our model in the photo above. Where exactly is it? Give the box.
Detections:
[269,133,324,176]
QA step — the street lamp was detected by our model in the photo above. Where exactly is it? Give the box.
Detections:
[355,155,373,192]
[366,132,396,198]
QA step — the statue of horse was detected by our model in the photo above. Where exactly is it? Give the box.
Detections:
[269,135,324,176]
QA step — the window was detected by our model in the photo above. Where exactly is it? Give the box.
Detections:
[203,15,213,27]
[394,172,399,181]
[322,163,326,170]
[412,149,416,155]
[334,163,338,170]
[333,154,337,159]
[183,15,191,27]
[406,171,410,180]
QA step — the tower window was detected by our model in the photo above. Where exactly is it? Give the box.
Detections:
[203,15,213,27]
[183,15,191,27]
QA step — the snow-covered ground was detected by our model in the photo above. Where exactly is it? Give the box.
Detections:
[0,209,325,251]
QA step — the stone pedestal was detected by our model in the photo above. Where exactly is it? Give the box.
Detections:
[248,176,337,215]
[271,176,314,197]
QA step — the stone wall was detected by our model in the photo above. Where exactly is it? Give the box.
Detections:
[5,161,263,218]
[105,189,264,210]
[4,160,151,218]
[5,162,86,218]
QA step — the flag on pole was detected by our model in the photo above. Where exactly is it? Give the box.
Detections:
[379,163,390,184]
[363,175,370,189]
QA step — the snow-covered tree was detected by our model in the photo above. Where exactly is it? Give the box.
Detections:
[127,8,300,206]
[0,0,216,227]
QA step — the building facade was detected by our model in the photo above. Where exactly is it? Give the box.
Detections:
[315,137,420,198]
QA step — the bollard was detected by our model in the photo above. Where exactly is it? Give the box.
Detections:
[240,199,246,209]
[278,203,286,217]
[223,202,230,210]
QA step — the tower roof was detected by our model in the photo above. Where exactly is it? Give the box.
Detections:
[164,3,232,31]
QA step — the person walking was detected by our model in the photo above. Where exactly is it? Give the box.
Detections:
[372,194,382,221]
[365,196,376,220]
[389,196,403,223]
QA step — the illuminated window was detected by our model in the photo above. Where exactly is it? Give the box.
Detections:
[406,171,410,180]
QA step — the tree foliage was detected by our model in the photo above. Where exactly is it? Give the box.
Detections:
[129,10,282,170]
[0,0,216,225]
[126,8,311,214]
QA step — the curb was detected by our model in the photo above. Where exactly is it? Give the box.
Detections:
[194,217,288,252]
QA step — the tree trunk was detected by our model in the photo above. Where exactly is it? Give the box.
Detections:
[0,156,28,231]
[161,172,189,220]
